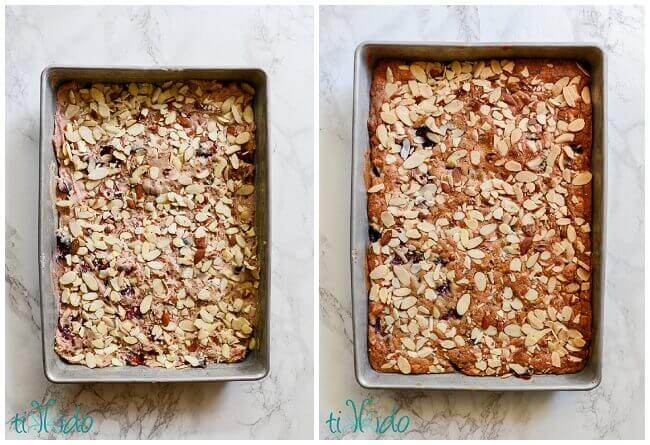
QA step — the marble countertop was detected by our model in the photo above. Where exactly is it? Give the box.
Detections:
[6,5,313,439]
[319,5,644,440]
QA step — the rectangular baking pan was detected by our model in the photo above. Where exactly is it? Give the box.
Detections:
[351,43,606,390]
[39,66,270,382]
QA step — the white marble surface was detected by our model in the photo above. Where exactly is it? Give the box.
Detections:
[6,5,313,439]
[319,5,644,440]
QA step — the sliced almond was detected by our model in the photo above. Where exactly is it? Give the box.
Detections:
[79,126,96,144]
[88,167,108,181]
[510,258,521,272]
[243,106,254,123]
[235,132,251,145]
[552,77,570,96]
[440,340,457,349]
[401,337,416,351]
[504,324,522,337]
[410,64,427,83]
[505,160,522,172]
[401,296,417,310]
[82,272,98,291]
[488,87,502,103]
[148,261,165,270]
[525,328,549,347]
[444,100,463,114]
[97,104,111,119]
[467,249,485,259]
[380,211,394,227]
[395,106,412,126]
[127,123,145,136]
[572,171,592,186]
[555,133,575,144]
[524,288,538,301]
[59,271,78,286]
[179,320,196,332]
[474,272,487,292]
[402,150,431,169]
[509,363,528,375]
[397,356,411,374]
[510,128,523,144]
[551,351,562,367]
[456,293,471,316]
[381,110,397,125]
[515,171,537,183]
[376,124,389,147]
[140,294,153,314]
[562,85,578,107]
[568,119,585,132]
[69,220,82,237]
[470,151,480,166]
[393,265,410,286]
[370,264,389,280]
[479,224,496,236]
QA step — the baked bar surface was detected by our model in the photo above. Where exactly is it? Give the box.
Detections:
[52,80,259,368]
[366,59,593,377]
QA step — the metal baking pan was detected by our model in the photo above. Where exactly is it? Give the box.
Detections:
[39,66,270,382]
[351,43,606,390]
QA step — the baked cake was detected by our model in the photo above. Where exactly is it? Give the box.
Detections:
[52,80,259,368]
[366,59,593,377]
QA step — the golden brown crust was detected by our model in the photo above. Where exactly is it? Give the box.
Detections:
[366,59,593,377]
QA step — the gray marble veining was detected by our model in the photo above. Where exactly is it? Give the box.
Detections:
[319,5,644,440]
[5,5,314,439]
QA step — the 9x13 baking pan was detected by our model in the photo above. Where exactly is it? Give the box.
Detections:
[351,43,606,390]
[39,66,270,383]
